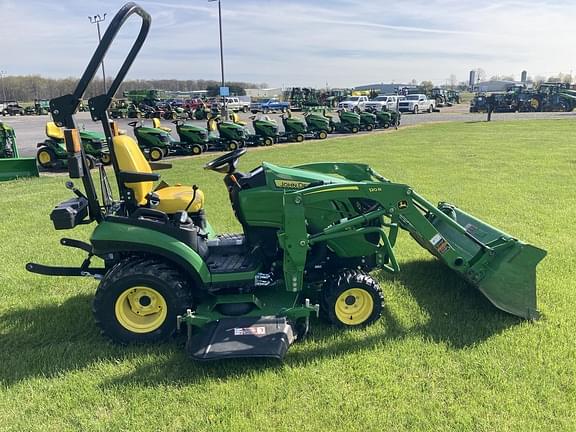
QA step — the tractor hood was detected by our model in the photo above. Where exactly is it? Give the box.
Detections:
[262,162,353,190]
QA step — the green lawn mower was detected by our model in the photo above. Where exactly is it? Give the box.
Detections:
[37,122,111,170]
[278,110,310,143]
[367,108,401,129]
[229,113,279,146]
[128,120,203,161]
[304,111,330,139]
[172,120,209,152]
[0,122,39,181]
[27,3,547,362]
[325,110,361,134]
[207,116,248,151]
[359,111,377,131]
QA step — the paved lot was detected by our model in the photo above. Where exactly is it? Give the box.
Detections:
[4,105,575,158]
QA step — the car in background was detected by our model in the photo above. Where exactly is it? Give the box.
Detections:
[364,95,401,111]
[338,95,369,112]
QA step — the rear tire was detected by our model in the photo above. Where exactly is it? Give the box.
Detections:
[428,105,433,113]
[100,153,112,166]
[149,147,164,161]
[321,270,383,327]
[93,258,192,344]
[413,105,419,114]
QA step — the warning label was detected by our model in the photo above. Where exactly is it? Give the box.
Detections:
[430,233,450,254]
[233,327,266,336]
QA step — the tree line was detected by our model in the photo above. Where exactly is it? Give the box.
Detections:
[0,75,267,102]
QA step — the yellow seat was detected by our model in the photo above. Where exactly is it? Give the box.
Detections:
[46,122,65,140]
[152,118,172,133]
[113,135,204,214]
[230,112,246,126]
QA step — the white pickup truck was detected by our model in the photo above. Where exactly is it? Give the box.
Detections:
[364,95,401,111]
[338,95,369,112]
[224,97,251,112]
[398,94,436,114]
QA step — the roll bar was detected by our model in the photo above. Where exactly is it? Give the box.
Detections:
[48,2,152,222]
[50,2,151,129]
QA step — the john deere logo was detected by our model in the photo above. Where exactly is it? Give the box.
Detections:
[274,179,310,189]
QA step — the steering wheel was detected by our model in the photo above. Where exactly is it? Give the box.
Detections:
[204,148,247,174]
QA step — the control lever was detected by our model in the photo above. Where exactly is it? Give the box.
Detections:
[65,181,87,199]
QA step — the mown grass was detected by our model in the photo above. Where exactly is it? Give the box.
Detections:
[0,119,575,431]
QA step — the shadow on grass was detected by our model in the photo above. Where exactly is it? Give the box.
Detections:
[0,260,520,387]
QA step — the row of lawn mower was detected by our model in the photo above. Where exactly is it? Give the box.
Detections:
[125,106,401,162]
[25,3,546,362]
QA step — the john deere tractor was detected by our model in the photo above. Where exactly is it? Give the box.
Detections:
[36,122,111,169]
[304,110,330,139]
[28,3,547,362]
[326,110,361,134]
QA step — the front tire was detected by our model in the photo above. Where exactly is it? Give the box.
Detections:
[227,140,239,151]
[36,147,56,168]
[149,147,164,161]
[321,270,383,327]
[318,130,328,140]
[295,133,305,142]
[263,137,274,146]
[413,105,419,114]
[365,124,373,132]
[351,126,359,134]
[93,258,192,344]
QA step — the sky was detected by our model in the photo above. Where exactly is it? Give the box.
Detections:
[1,0,575,88]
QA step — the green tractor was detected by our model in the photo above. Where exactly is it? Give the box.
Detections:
[36,122,112,169]
[27,3,547,362]
[0,122,39,181]
[128,119,203,161]
[278,110,309,142]
[110,99,129,119]
[325,109,361,134]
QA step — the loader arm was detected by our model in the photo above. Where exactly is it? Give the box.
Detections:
[277,178,546,319]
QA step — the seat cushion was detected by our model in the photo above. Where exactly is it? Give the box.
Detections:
[155,186,205,214]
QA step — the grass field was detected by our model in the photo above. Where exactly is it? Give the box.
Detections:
[1,119,575,431]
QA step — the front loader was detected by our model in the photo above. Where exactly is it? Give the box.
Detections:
[0,122,39,181]
[27,2,547,362]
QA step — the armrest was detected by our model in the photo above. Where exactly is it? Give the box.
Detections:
[118,171,160,183]
[149,162,172,170]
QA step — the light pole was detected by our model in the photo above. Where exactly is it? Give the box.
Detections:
[89,13,107,93]
[0,70,6,102]
[208,0,226,117]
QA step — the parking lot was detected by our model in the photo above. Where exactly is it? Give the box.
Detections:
[4,105,574,158]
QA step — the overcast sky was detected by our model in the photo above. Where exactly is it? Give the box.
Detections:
[2,0,575,87]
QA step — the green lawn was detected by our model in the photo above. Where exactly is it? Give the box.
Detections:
[1,119,575,431]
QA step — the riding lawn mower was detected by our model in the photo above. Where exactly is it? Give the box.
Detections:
[27,3,547,362]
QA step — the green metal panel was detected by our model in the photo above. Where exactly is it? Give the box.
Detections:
[91,221,211,283]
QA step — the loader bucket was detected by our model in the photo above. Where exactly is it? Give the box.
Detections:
[418,199,547,320]
[0,158,39,181]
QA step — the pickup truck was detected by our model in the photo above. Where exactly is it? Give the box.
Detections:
[338,95,369,112]
[224,97,251,112]
[250,98,290,114]
[364,95,401,112]
[398,94,436,114]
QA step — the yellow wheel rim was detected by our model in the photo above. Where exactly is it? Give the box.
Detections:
[38,151,51,165]
[193,146,201,154]
[334,288,374,325]
[101,154,111,164]
[150,149,162,160]
[114,286,168,333]
[319,131,327,139]
[229,143,237,150]
[530,98,539,109]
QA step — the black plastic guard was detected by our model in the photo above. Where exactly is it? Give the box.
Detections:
[186,316,295,361]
